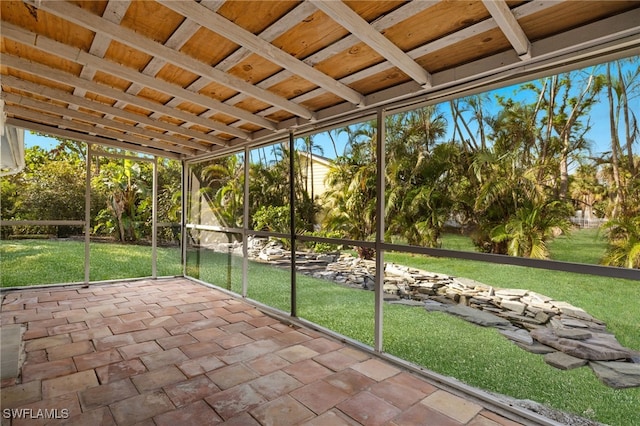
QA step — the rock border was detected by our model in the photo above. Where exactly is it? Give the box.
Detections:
[236,238,640,389]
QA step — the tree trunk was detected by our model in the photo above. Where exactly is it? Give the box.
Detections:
[617,61,636,175]
[607,62,623,218]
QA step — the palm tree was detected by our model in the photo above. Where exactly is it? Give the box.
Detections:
[94,159,151,242]
[197,155,244,228]
[385,107,452,247]
[490,200,571,259]
[322,122,377,258]
[602,215,640,268]
[568,164,606,221]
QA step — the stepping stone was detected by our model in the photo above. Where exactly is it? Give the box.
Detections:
[590,361,640,389]
[544,352,588,370]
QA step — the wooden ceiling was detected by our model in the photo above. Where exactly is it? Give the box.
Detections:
[1,1,639,160]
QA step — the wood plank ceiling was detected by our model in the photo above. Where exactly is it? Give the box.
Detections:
[1,1,639,160]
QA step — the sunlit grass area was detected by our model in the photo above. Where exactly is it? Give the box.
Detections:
[0,239,182,286]
[548,227,607,265]
[1,237,638,424]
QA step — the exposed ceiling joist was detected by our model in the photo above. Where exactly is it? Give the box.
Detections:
[2,22,269,137]
[5,102,194,155]
[481,0,531,60]
[2,75,216,151]
[266,0,601,118]
[73,0,130,101]
[1,53,233,147]
[6,117,182,160]
[225,1,437,112]
[1,0,637,160]
[310,0,432,87]
[214,2,317,73]
[1,92,197,156]
[158,0,367,107]
[22,0,316,120]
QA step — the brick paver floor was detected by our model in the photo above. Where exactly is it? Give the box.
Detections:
[1,278,544,425]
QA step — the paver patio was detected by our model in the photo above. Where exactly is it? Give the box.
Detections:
[1,278,546,425]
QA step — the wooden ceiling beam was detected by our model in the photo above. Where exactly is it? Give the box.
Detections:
[1,22,265,138]
[22,0,316,120]
[6,117,181,159]
[74,0,131,99]
[481,0,531,59]
[122,1,225,130]
[261,0,559,117]
[207,2,317,126]
[1,75,216,152]
[0,54,231,147]
[224,0,437,111]
[214,2,317,72]
[5,106,189,158]
[310,0,432,87]
[158,0,367,107]
[2,92,199,156]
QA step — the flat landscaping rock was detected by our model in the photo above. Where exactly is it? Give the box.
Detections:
[514,340,556,355]
[554,328,592,340]
[531,328,631,361]
[441,304,511,327]
[590,361,640,389]
[544,352,588,370]
[499,328,533,345]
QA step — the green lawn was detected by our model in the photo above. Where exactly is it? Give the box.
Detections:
[548,227,608,264]
[0,240,182,286]
[1,237,638,425]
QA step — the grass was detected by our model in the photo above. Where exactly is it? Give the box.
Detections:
[1,237,639,425]
[1,239,182,286]
[548,227,608,264]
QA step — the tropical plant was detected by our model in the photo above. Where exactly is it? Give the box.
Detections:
[490,200,572,259]
[602,215,640,268]
[385,106,454,247]
[322,122,377,258]
[92,158,152,242]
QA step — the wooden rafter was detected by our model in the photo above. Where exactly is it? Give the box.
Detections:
[1,88,204,155]
[22,0,316,120]
[264,1,560,114]
[6,117,182,159]
[158,0,367,107]
[310,0,432,87]
[481,0,531,59]
[1,54,230,147]
[1,22,276,134]
[2,75,218,151]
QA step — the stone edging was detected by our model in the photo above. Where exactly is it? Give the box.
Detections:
[243,239,640,389]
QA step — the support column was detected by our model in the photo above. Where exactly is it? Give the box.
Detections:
[181,160,188,277]
[374,109,386,352]
[152,157,158,278]
[289,132,297,317]
[242,147,250,297]
[84,144,92,284]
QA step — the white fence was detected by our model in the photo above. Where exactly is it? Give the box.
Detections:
[570,217,607,229]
